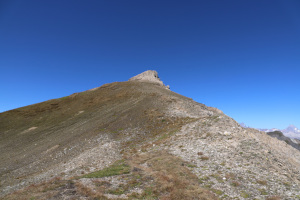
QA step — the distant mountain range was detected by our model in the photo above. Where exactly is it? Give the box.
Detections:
[282,125,300,139]
[240,123,300,140]
[266,131,300,152]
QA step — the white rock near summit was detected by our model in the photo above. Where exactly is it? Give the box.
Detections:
[129,70,170,89]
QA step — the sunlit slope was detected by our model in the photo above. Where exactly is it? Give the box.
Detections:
[0,81,198,195]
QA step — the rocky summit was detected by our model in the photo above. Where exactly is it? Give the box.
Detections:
[1,71,300,200]
[129,70,170,89]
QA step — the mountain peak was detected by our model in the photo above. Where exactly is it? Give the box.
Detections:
[280,124,300,139]
[129,70,170,89]
[284,124,298,131]
[287,124,297,128]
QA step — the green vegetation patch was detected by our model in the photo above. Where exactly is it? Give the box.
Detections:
[240,191,250,198]
[259,188,268,195]
[108,188,126,195]
[211,188,223,195]
[187,164,197,168]
[81,160,130,178]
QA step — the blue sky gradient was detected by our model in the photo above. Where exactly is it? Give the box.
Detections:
[0,0,299,129]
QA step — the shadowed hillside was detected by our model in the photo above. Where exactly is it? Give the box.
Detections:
[267,131,300,151]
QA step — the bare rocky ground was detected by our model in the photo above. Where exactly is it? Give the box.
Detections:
[1,71,300,199]
[167,118,300,199]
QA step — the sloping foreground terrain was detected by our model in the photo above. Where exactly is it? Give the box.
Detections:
[1,71,300,200]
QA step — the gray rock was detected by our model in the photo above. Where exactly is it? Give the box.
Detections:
[129,70,169,89]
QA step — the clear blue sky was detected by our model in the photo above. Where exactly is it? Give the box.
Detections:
[1,0,299,129]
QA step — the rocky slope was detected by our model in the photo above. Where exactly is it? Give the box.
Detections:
[1,70,300,200]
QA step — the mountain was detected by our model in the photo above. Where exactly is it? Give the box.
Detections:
[282,125,300,139]
[242,123,300,140]
[1,70,300,199]
[257,128,280,133]
[240,123,300,153]
[267,131,300,151]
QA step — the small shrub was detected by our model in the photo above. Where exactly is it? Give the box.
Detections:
[199,176,210,184]
[108,188,125,195]
[266,196,281,200]
[259,188,268,195]
[140,187,158,199]
[210,174,220,178]
[187,164,197,168]
[200,156,209,160]
[257,179,267,185]
[211,188,223,195]
[141,146,147,152]
[283,182,291,187]
[75,182,94,197]
[240,191,250,198]
[197,152,203,156]
[210,174,224,183]
[225,173,236,180]
[76,182,106,199]
[93,180,111,187]
[231,181,240,187]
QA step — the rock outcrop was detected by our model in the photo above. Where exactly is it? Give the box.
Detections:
[129,70,170,89]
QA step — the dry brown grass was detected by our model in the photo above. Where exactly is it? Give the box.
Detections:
[257,179,267,185]
[75,182,95,196]
[266,196,281,200]
[225,173,236,180]
[4,177,65,200]
[231,181,240,187]
[200,156,209,160]
[5,151,217,199]
[75,182,107,199]
[128,151,218,200]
